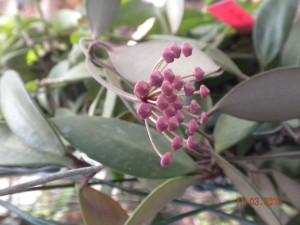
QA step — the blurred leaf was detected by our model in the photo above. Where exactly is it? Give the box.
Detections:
[48,60,70,79]
[86,0,120,38]
[280,22,300,66]
[0,123,70,167]
[253,173,289,224]
[79,185,128,225]
[0,70,65,156]
[113,0,156,27]
[213,153,281,225]
[52,9,81,32]
[102,90,117,118]
[253,0,298,66]
[214,115,258,153]
[205,46,244,77]
[108,40,220,83]
[44,62,91,84]
[214,67,300,121]
[166,0,184,34]
[125,176,197,225]
[0,200,55,225]
[272,171,300,210]
[53,116,196,178]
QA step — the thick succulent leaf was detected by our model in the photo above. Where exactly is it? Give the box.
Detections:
[213,67,300,121]
[86,0,120,38]
[0,71,65,156]
[166,0,184,34]
[214,115,258,153]
[79,186,128,225]
[125,176,197,225]
[272,171,300,210]
[53,116,196,179]
[0,123,70,167]
[253,0,298,66]
[281,22,300,66]
[213,153,281,225]
[0,200,55,225]
[205,46,244,77]
[108,40,220,83]
[44,62,91,84]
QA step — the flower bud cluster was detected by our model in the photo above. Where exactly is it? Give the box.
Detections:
[134,42,211,168]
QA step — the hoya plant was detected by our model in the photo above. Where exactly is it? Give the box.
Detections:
[0,0,300,225]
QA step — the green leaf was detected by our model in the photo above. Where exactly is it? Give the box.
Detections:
[214,115,258,153]
[0,200,55,225]
[108,40,220,83]
[53,116,196,179]
[0,123,70,167]
[213,67,300,122]
[44,62,91,84]
[0,70,65,156]
[280,22,300,66]
[213,153,281,225]
[79,185,128,225]
[125,176,197,225]
[272,171,300,210]
[253,0,299,66]
[205,46,244,77]
[166,0,184,34]
[86,0,120,38]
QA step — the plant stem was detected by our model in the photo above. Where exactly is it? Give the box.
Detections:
[0,166,103,197]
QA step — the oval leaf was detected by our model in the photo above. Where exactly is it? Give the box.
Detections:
[281,22,300,67]
[0,123,70,167]
[0,200,55,225]
[79,185,128,225]
[86,0,120,38]
[166,0,184,34]
[254,0,298,66]
[125,176,197,225]
[213,153,281,225]
[53,116,196,179]
[272,171,300,210]
[213,67,300,121]
[0,71,65,156]
[108,40,220,83]
[214,115,258,153]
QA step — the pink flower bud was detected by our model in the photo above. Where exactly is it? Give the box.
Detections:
[150,71,163,87]
[183,82,195,96]
[199,85,210,99]
[157,95,169,111]
[199,112,209,124]
[173,97,183,110]
[134,80,150,99]
[156,116,168,132]
[164,105,177,118]
[160,152,173,168]
[182,42,192,57]
[161,81,173,96]
[162,48,175,63]
[194,67,204,82]
[189,100,201,114]
[168,116,179,131]
[137,103,152,120]
[187,135,199,151]
[188,119,199,135]
[163,69,175,83]
[164,94,176,103]
[176,110,185,123]
[172,75,184,91]
[170,43,181,58]
[171,136,183,151]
